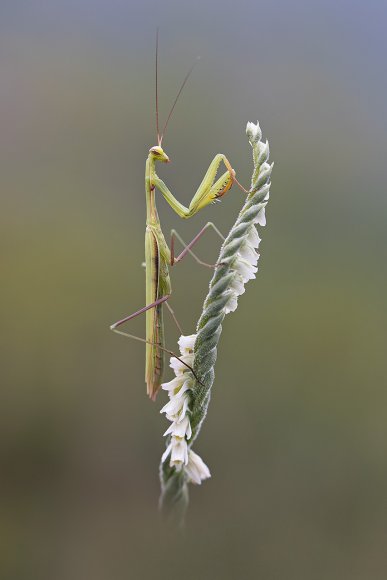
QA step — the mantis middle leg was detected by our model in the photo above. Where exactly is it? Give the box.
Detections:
[170,222,225,268]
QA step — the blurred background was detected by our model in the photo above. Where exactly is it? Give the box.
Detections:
[1,1,387,578]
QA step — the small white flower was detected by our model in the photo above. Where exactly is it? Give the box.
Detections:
[246,225,261,249]
[171,436,189,466]
[161,375,185,393]
[160,334,196,470]
[161,436,189,467]
[224,291,238,314]
[164,415,192,439]
[161,442,172,463]
[234,256,258,283]
[185,449,211,484]
[169,353,194,375]
[224,229,261,315]
[255,207,266,226]
[178,334,197,356]
[230,273,245,296]
[238,242,259,265]
[160,388,190,422]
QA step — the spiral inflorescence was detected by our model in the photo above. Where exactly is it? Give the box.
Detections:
[160,121,273,520]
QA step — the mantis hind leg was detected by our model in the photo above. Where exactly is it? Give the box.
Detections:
[110,295,168,400]
[109,296,172,356]
[110,295,170,331]
[110,294,184,350]
[121,266,184,335]
[110,294,197,399]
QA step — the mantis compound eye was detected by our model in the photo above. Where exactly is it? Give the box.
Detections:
[149,146,163,156]
[149,146,169,163]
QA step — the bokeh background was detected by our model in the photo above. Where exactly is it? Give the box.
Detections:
[1,1,387,578]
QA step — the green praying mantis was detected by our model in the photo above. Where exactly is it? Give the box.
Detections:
[110,32,247,400]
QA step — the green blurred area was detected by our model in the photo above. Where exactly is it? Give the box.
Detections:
[1,2,387,579]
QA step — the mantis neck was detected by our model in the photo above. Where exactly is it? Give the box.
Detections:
[146,155,160,226]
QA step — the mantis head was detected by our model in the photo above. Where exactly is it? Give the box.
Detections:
[149,145,170,163]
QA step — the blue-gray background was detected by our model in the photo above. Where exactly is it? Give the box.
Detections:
[1,1,387,579]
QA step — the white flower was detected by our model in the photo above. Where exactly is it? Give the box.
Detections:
[171,436,189,465]
[185,449,211,484]
[230,273,245,296]
[255,207,266,226]
[160,335,197,468]
[178,334,196,356]
[160,387,190,422]
[160,333,211,480]
[222,222,264,316]
[161,436,189,467]
[223,224,262,315]
[234,256,258,283]
[224,291,238,314]
[161,375,185,393]
[238,242,259,265]
[224,272,246,314]
[161,443,172,463]
[246,225,261,249]
[164,415,192,439]
[169,353,194,375]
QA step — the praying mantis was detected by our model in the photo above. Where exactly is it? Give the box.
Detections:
[110,32,247,400]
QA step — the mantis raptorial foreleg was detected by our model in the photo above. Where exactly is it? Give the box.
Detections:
[153,154,237,219]
[170,222,225,268]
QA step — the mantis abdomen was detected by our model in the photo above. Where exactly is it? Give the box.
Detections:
[145,225,171,400]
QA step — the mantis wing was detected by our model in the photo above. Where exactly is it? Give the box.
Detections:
[145,226,165,400]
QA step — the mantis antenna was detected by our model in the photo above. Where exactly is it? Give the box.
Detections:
[155,29,199,146]
[156,28,160,145]
[159,59,198,145]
